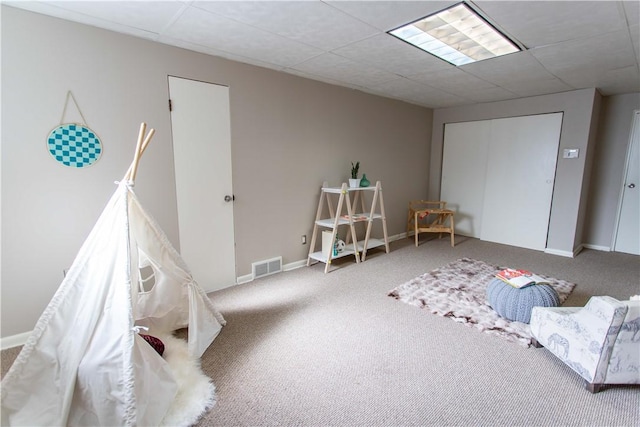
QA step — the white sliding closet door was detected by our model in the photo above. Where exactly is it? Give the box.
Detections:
[480,113,563,250]
[441,113,562,250]
[441,120,491,238]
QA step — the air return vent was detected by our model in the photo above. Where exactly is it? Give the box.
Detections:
[252,256,282,279]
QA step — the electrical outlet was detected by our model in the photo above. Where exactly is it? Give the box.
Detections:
[302,235,307,245]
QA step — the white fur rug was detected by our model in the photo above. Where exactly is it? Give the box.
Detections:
[158,334,216,427]
[388,258,576,347]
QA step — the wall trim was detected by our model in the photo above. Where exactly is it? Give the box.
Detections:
[388,232,406,242]
[544,244,584,258]
[237,232,407,285]
[236,273,253,285]
[582,244,611,252]
[283,259,307,271]
[544,248,575,258]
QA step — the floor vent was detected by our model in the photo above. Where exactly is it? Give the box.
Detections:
[252,256,282,279]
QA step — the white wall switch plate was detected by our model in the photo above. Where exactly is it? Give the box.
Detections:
[563,148,579,159]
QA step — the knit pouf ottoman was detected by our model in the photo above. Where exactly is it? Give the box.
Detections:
[486,278,559,324]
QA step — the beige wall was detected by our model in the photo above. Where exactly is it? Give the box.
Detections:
[429,89,600,256]
[3,5,635,341]
[1,6,432,338]
[575,91,602,249]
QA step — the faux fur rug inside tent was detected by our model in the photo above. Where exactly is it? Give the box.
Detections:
[159,333,216,427]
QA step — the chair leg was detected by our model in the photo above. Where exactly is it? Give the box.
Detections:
[449,215,455,247]
[586,382,603,393]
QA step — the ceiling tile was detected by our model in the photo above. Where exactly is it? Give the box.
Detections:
[5,0,639,108]
[559,65,640,96]
[596,66,640,95]
[192,1,380,51]
[462,51,558,86]
[156,34,286,72]
[326,1,456,31]
[285,68,358,89]
[474,1,626,48]
[370,78,469,108]
[164,7,323,68]
[501,78,575,97]
[531,30,636,79]
[408,68,496,97]
[39,1,187,33]
[333,33,451,76]
[3,1,173,40]
[458,86,520,104]
[289,53,400,88]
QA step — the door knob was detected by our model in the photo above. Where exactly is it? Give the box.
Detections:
[628,183,636,189]
[224,195,235,202]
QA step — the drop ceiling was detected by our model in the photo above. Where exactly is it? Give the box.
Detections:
[5,1,640,108]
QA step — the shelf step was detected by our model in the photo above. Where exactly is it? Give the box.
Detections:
[315,213,382,228]
[308,248,357,263]
[308,239,385,263]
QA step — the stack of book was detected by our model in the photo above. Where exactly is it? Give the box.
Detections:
[495,268,549,289]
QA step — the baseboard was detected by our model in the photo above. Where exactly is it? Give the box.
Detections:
[388,232,406,242]
[573,244,584,257]
[544,248,573,257]
[544,245,583,258]
[1,331,30,350]
[236,273,253,285]
[582,244,611,252]
[283,259,307,271]
[238,234,406,285]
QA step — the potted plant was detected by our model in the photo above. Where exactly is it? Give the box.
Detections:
[349,161,361,188]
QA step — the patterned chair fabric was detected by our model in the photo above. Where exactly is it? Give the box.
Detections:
[530,296,640,393]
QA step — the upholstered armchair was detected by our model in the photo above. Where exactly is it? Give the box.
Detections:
[530,296,640,393]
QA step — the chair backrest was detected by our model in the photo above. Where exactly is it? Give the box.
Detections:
[605,300,640,384]
[409,200,447,210]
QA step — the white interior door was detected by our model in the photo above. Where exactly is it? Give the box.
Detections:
[480,113,562,250]
[614,110,640,255]
[441,120,490,238]
[168,76,236,292]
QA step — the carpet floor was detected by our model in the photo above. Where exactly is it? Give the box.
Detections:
[2,236,639,426]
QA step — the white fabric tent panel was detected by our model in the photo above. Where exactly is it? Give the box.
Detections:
[1,182,225,426]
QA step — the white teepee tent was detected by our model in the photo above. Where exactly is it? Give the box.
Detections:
[1,124,226,426]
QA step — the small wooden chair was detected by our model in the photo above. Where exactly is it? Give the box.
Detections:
[406,200,455,247]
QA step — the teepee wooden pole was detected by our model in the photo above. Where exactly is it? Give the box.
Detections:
[124,123,155,183]
[131,129,155,181]
[129,123,146,182]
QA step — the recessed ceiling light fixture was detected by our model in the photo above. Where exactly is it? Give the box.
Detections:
[388,2,522,66]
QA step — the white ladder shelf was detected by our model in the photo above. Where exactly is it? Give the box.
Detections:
[307,181,389,273]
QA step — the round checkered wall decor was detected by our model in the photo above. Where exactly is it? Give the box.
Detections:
[47,123,102,168]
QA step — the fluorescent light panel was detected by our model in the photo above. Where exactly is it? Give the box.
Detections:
[389,2,520,66]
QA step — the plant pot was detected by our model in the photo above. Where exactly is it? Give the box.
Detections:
[349,178,361,188]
